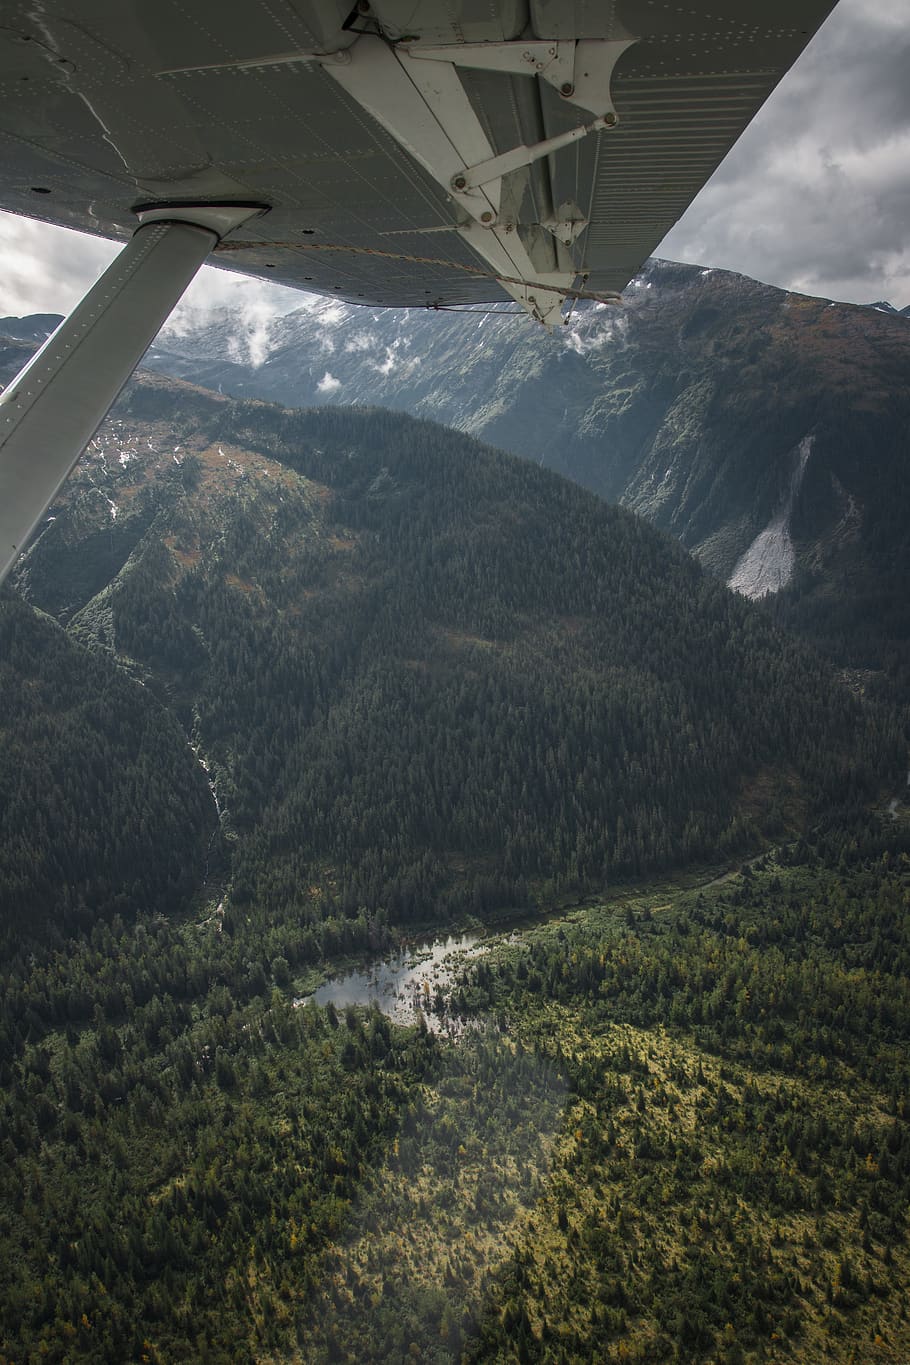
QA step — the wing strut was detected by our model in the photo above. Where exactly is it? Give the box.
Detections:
[323,35,631,326]
[0,202,265,585]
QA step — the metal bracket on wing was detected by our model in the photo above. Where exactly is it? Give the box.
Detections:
[454,220,576,326]
[403,38,635,120]
[321,35,632,323]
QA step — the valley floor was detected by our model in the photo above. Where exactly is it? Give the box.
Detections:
[1,829,909,1364]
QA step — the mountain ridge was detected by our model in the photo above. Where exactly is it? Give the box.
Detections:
[6,366,898,947]
[5,262,910,703]
[7,259,908,596]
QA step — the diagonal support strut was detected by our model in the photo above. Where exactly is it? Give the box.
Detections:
[0,202,264,584]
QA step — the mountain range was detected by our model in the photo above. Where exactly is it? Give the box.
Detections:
[2,276,909,1364]
[12,254,908,690]
[1,355,898,948]
[144,260,910,698]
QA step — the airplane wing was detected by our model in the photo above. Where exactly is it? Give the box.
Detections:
[1,0,836,323]
[0,0,837,582]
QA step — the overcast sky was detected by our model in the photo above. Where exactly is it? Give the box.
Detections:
[658,0,910,308]
[1,0,907,325]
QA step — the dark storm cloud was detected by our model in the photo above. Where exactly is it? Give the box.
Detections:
[658,0,910,306]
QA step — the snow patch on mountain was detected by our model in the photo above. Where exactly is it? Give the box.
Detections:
[728,435,814,599]
[310,299,352,330]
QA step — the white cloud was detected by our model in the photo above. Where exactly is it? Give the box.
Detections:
[0,214,116,317]
[316,371,341,394]
[563,309,627,355]
[0,213,304,332]
[372,346,397,376]
[344,331,378,353]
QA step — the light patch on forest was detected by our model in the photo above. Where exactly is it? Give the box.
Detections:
[298,1034,566,1359]
[738,764,807,829]
[224,573,259,596]
[438,627,498,651]
[432,860,910,1364]
[485,998,909,1364]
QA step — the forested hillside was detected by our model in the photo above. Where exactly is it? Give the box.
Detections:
[7,371,901,959]
[1,350,907,1362]
[0,595,216,948]
[118,259,910,698]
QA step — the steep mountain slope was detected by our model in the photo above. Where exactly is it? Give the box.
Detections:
[0,595,217,947]
[6,368,898,956]
[7,263,908,694]
[136,263,910,695]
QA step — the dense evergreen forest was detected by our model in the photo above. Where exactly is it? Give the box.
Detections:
[0,824,908,1361]
[12,380,904,951]
[0,595,216,949]
[1,370,907,1361]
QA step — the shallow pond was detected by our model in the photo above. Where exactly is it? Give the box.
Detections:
[304,930,487,1031]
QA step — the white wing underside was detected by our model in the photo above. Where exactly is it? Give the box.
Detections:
[0,0,837,322]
